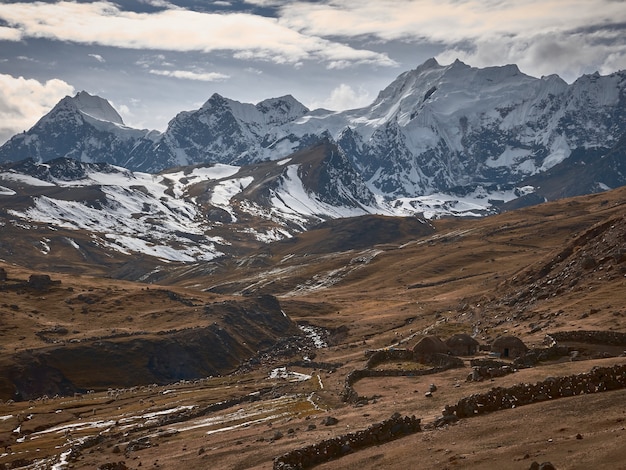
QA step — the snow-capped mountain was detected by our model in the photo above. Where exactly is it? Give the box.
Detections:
[0,91,159,168]
[122,93,312,170]
[0,139,532,265]
[0,142,383,262]
[1,59,625,204]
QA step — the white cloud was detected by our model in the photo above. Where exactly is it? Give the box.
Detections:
[275,0,626,79]
[276,1,626,43]
[88,53,105,63]
[0,74,75,144]
[311,83,372,111]
[0,25,21,41]
[600,52,626,76]
[0,1,395,68]
[116,103,131,118]
[436,31,626,82]
[149,69,230,81]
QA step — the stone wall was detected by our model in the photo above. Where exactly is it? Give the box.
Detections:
[450,363,626,419]
[273,413,421,470]
[547,330,626,346]
[341,358,464,403]
[276,364,626,469]
[365,348,414,369]
[467,359,517,381]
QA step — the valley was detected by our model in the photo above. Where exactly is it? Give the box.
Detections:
[1,184,625,469]
[0,57,625,470]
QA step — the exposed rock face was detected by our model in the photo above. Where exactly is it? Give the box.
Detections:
[1,295,300,400]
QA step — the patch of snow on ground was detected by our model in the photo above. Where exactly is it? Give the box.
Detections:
[0,185,16,195]
[39,238,50,254]
[389,186,520,219]
[65,238,80,250]
[485,146,532,168]
[269,367,312,382]
[0,172,55,187]
[211,176,254,207]
[271,165,370,219]
[51,448,73,470]
[32,419,116,436]
[7,172,226,261]
[173,395,308,434]
[164,164,240,198]
[299,324,328,348]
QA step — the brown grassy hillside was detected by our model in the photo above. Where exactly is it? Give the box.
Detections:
[0,186,625,469]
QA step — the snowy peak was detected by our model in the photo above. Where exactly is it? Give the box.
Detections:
[256,95,309,126]
[200,92,230,111]
[198,93,308,126]
[72,91,124,124]
[0,90,154,167]
[59,91,124,125]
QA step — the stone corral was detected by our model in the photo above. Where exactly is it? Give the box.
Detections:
[341,358,464,403]
[365,348,414,369]
[281,364,626,468]
[273,413,421,470]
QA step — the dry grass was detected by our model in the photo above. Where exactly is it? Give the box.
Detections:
[0,186,625,468]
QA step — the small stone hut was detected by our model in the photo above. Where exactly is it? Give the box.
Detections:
[491,335,528,359]
[446,333,479,356]
[412,335,449,362]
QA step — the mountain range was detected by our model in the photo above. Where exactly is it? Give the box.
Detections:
[0,58,625,268]
[1,60,626,470]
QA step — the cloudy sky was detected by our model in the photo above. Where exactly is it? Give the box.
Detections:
[1,0,625,144]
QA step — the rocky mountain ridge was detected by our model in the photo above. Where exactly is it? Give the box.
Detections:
[2,59,625,202]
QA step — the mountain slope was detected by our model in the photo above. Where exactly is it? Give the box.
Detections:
[0,142,393,273]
